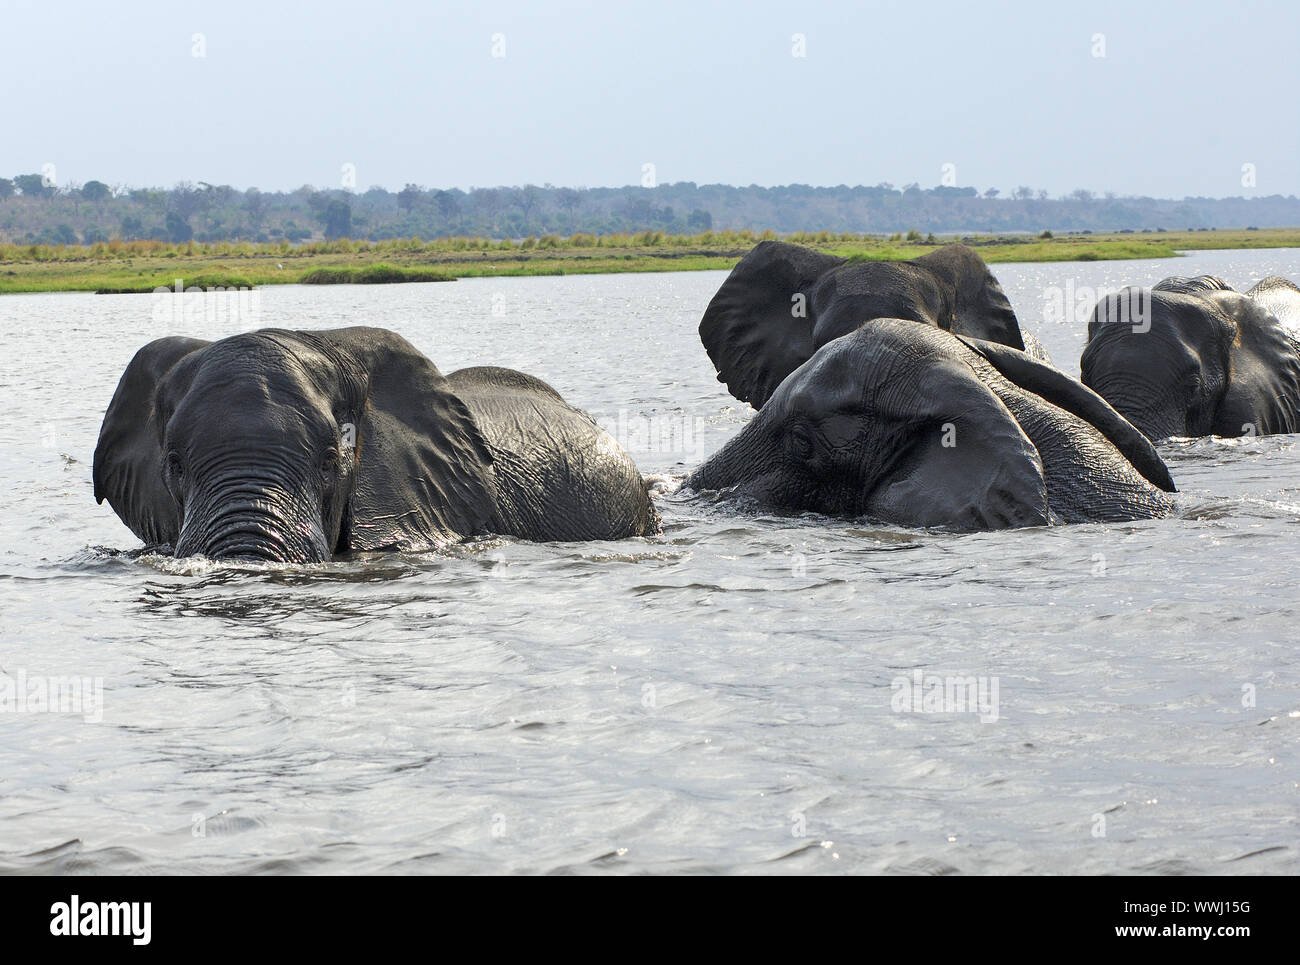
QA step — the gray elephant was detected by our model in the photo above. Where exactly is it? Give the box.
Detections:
[699,241,1047,409]
[1080,275,1300,440]
[93,327,660,562]
[687,318,1175,529]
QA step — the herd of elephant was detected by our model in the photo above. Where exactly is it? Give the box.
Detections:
[93,241,1300,563]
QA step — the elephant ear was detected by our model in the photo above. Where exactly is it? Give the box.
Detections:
[316,328,497,551]
[699,241,845,409]
[1153,275,1234,295]
[1206,291,1300,436]
[1247,276,1300,331]
[93,336,210,546]
[845,321,1049,529]
[911,245,1024,350]
[958,335,1177,492]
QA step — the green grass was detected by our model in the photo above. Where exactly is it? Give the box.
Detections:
[1,228,1296,294]
[298,263,454,285]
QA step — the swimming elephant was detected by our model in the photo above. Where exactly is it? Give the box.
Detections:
[93,327,661,562]
[687,318,1175,528]
[699,241,1048,409]
[1080,275,1300,440]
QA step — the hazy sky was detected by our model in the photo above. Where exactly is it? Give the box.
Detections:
[3,0,1296,198]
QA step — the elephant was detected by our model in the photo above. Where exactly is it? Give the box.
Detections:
[93,327,661,562]
[1080,275,1300,440]
[699,241,1048,409]
[686,317,1176,529]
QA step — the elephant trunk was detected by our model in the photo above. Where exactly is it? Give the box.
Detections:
[688,412,786,499]
[175,474,332,563]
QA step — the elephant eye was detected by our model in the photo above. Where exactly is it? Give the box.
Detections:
[165,450,184,480]
[320,448,341,476]
[788,425,815,460]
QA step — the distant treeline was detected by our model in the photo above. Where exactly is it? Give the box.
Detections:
[1,175,1297,246]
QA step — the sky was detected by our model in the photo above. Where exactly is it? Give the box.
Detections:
[2,0,1296,198]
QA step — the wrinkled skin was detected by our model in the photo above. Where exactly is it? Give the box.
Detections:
[1080,275,1300,440]
[699,241,1049,409]
[94,328,660,562]
[688,319,1175,529]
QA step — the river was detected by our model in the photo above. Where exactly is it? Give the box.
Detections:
[1,247,1296,874]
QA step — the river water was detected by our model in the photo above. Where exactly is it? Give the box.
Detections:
[1,248,1297,875]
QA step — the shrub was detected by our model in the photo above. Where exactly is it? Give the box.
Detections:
[298,263,454,285]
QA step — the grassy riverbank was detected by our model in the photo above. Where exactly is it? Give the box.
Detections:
[1,228,1296,294]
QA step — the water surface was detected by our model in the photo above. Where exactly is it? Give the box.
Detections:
[1,248,1297,874]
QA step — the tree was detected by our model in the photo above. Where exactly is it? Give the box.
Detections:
[0,178,14,201]
[171,181,211,220]
[81,180,111,204]
[434,190,460,225]
[64,182,83,215]
[514,184,541,226]
[244,187,268,228]
[14,173,50,199]
[130,187,166,211]
[83,181,115,222]
[983,187,1000,199]
[620,195,656,227]
[556,187,582,218]
[397,183,423,214]
[319,199,352,239]
[1012,186,1033,201]
[165,211,193,243]
[472,188,502,230]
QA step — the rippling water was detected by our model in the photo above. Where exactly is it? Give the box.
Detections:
[2,248,1298,875]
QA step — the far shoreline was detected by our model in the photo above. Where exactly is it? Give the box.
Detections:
[1,227,1297,295]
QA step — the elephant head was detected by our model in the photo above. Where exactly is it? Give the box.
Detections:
[1080,276,1300,440]
[94,327,496,562]
[699,241,1027,409]
[688,318,1174,529]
